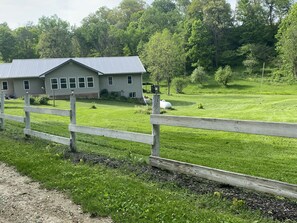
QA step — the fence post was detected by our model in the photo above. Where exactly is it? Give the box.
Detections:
[0,92,4,130]
[24,92,31,138]
[70,93,76,152]
[152,94,160,156]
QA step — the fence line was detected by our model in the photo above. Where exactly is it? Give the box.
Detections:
[0,91,297,199]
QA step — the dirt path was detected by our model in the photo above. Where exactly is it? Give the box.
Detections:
[0,162,112,223]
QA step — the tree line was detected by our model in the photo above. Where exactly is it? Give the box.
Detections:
[0,0,296,91]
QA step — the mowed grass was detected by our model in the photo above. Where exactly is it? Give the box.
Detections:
[1,79,297,222]
[0,127,275,223]
[3,89,297,185]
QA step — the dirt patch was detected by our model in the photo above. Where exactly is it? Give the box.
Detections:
[66,151,297,222]
[0,162,112,223]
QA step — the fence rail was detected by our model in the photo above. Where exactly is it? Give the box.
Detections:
[151,114,297,138]
[69,124,154,145]
[24,129,70,145]
[150,156,297,199]
[24,106,70,117]
[0,114,25,123]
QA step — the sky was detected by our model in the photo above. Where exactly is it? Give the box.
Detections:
[0,0,237,29]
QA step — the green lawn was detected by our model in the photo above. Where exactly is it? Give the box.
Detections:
[0,129,276,223]
[2,89,297,184]
[1,79,297,222]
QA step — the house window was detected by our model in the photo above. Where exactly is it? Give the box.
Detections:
[2,81,8,90]
[128,76,132,84]
[78,77,85,88]
[51,78,58,90]
[129,92,136,98]
[87,77,94,88]
[108,76,113,85]
[60,78,67,89]
[69,78,76,89]
[23,80,30,90]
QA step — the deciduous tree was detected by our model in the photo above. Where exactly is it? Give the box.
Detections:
[276,3,297,78]
[141,29,185,95]
[37,15,73,58]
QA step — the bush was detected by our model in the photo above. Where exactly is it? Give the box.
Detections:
[30,97,36,105]
[100,89,109,98]
[110,91,120,99]
[215,65,233,86]
[172,77,189,93]
[191,65,207,85]
[38,95,50,105]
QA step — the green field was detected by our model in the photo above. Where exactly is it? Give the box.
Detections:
[1,79,297,222]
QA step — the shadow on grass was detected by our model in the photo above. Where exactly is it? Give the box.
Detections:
[4,106,23,110]
[201,83,253,90]
[163,100,195,106]
[77,99,140,108]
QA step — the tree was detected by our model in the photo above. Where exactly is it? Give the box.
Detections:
[185,0,233,68]
[137,0,181,41]
[37,15,73,58]
[185,19,214,70]
[238,43,274,74]
[14,24,39,59]
[236,0,270,45]
[141,29,185,95]
[215,65,233,86]
[0,23,15,62]
[276,3,297,78]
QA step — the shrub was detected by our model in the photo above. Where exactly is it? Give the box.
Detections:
[110,91,120,99]
[100,89,109,98]
[215,65,233,86]
[38,95,50,105]
[172,77,189,93]
[30,97,36,105]
[191,65,207,85]
[243,58,259,75]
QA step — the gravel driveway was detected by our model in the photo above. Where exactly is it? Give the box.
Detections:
[0,162,112,223]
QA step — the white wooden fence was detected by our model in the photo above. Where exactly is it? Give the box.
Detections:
[150,94,297,199]
[0,92,297,199]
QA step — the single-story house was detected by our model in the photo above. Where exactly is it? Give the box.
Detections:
[0,56,146,99]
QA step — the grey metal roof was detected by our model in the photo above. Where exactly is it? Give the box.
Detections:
[0,63,12,78]
[74,56,146,74]
[0,56,146,79]
[10,58,69,78]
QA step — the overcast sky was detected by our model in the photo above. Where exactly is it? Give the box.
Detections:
[0,0,237,29]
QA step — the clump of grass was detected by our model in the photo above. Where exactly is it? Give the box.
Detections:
[90,104,97,109]
[197,103,204,109]
[134,105,152,114]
